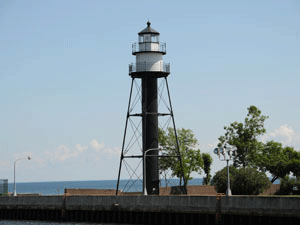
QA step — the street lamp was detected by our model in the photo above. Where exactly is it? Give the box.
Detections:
[214,145,236,196]
[143,148,166,196]
[14,156,31,196]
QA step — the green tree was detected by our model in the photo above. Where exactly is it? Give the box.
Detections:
[284,148,300,178]
[216,105,300,192]
[218,105,268,168]
[159,127,204,184]
[276,176,300,195]
[253,141,300,183]
[212,167,271,195]
[202,153,213,185]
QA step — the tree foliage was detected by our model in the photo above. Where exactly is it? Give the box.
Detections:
[216,105,300,191]
[202,153,213,185]
[159,128,204,184]
[253,141,300,183]
[218,105,268,168]
[212,167,271,195]
[276,176,300,195]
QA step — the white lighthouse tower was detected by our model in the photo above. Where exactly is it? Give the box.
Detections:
[117,22,186,195]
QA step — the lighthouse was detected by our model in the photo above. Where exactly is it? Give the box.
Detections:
[116,22,186,195]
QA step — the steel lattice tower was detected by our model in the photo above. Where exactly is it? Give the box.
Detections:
[116,22,186,195]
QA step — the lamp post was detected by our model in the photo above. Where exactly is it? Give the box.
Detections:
[143,148,166,196]
[214,145,236,196]
[14,156,31,196]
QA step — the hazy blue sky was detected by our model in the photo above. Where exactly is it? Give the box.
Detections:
[1,0,299,183]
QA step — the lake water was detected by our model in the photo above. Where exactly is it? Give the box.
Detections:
[7,178,203,195]
[6,178,279,195]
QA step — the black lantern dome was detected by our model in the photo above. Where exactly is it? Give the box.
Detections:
[138,21,160,35]
[138,22,159,43]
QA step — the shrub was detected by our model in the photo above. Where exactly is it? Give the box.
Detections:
[211,165,238,193]
[212,166,271,195]
[232,167,271,195]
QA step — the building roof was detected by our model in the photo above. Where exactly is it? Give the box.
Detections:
[138,21,160,35]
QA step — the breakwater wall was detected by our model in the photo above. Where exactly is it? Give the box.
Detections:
[0,195,299,224]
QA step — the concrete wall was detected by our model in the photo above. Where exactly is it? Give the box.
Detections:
[0,196,64,210]
[0,196,299,218]
[221,196,300,217]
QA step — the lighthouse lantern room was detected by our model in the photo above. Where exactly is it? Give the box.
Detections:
[130,22,168,75]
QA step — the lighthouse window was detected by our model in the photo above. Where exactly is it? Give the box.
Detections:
[151,35,158,42]
[144,34,151,42]
[139,36,144,43]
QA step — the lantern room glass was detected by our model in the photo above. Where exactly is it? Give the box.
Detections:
[139,34,159,43]
[151,35,159,43]
[139,36,144,43]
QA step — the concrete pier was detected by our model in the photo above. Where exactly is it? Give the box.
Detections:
[0,195,299,224]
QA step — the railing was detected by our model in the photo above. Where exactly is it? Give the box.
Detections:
[132,42,166,54]
[129,62,170,74]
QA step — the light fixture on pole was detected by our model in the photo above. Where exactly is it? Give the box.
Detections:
[14,156,31,197]
[213,144,236,196]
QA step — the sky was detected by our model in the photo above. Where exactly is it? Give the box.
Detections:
[0,0,299,183]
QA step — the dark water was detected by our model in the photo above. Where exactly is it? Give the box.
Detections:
[0,221,135,225]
